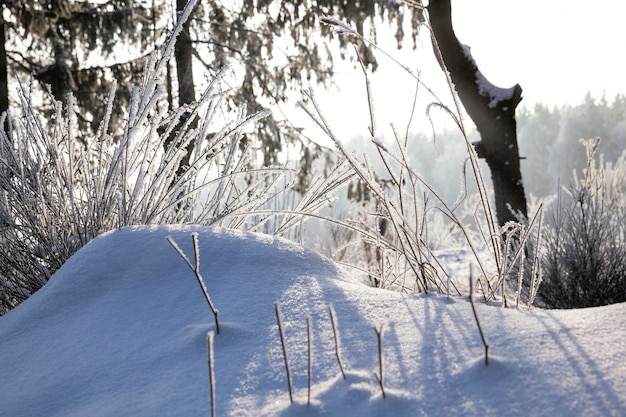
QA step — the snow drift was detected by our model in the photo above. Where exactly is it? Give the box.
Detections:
[0,225,624,416]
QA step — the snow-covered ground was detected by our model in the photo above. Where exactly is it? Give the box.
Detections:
[0,225,624,416]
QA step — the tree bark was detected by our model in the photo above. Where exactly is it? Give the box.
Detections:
[168,0,198,176]
[427,0,528,226]
[175,0,196,107]
[0,15,8,120]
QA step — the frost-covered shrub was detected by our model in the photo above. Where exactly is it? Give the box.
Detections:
[538,138,626,309]
[0,30,283,315]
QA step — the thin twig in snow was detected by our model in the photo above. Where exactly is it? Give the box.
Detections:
[328,305,346,379]
[374,323,386,399]
[469,267,489,365]
[167,234,220,334]
[275,303,293,403]
[207,331,216,417]
[306,315,312,405]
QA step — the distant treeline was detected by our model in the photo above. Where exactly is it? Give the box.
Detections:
[345,94,626,201]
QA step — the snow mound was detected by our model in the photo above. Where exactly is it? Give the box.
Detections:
[0,225,625,417]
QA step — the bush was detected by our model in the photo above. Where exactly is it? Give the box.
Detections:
[0,30,287,314]
[539,138,626,308]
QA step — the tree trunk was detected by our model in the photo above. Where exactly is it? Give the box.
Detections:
[427,0,528,226]
[166,0,197,176]
[0,15,8,120]
[175,0,196,107]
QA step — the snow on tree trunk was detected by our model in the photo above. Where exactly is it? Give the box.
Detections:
[428,0,528,226]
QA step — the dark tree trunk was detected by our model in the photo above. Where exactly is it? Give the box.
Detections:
[165,0,198,177]
[0,15,8,119]
[427,0,528,226]
[174,0,196,107]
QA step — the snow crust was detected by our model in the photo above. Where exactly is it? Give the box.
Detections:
[0,225,624,416]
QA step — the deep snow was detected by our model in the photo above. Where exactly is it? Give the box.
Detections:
[0,225,624,416]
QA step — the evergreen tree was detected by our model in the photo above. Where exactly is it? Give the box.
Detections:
[2,0,164,137]
[164,0,424,168]
[1,0,422,172]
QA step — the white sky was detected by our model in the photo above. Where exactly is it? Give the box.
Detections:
[452,0,626,107]
[292,0,626,140]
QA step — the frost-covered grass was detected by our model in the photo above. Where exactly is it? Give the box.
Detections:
[0,0,325,314]
[539,138,626,308]
[0,53,281,312]
[300,18,543,307]
[1,1,623,319]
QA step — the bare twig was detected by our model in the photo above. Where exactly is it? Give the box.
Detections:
[528,206,544,307]
[374,323,386,399]
[469,267,489,365]
[328,305,346,379]
[207,331,216,417]
[306,315,312,405]
[275,303,293,403]
[167,234,220,334]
